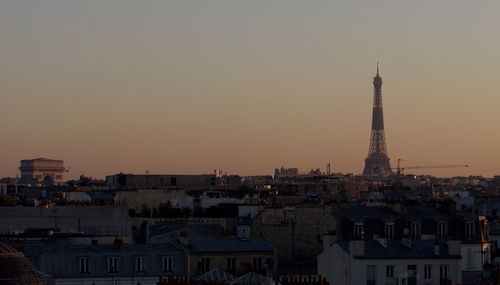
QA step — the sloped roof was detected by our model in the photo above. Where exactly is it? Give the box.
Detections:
[0,242,45,285]
[336,240,460,259]
[12,242,185,256]
[338,205,399,219]
[229,272,277,285]
[195,268,234,283]
[462,270,492,285]
[189,237,273,253]
[406,207,449,218]
[150,223,187,237]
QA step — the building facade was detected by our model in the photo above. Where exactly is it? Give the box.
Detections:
[186,237,275,277]
[12,242,186,285]
[318,239,462,285]
[20,158,65,185]
[106,173,217,190]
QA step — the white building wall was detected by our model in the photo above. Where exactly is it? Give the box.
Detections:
[318,240,349,285]
[319,242,462,285]
[461,243,490,271]
[350,258,461,285]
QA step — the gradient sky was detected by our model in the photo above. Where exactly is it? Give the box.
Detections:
[1,1,499,179]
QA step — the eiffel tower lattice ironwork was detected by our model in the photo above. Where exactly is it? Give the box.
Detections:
[362,63,392,177]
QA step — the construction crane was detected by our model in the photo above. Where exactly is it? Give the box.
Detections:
[373,159,470,190]
[393,159,469,175]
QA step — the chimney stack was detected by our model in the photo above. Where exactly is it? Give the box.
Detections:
[178,230,189,246]
[434,243,440,255]
[402,228,411,248]
[349,240,365,256]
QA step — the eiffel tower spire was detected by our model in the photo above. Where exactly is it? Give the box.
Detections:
[362,63,392,176]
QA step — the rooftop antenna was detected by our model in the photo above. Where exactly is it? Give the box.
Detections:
[376,61,379,76]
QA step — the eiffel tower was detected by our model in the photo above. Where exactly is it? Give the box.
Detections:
[362,63,392,177]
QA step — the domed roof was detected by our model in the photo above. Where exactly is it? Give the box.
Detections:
[0,242,45,285]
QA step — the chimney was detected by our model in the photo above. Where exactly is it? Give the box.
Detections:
[434,243,440,255]
[402,228,411,248]
[447,240,461,256]
[178,230,189,246]
[403,238,411,248]
[349,240,365,257]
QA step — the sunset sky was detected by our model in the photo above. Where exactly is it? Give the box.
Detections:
[1,1,499,179]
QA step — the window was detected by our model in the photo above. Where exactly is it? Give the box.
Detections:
[438,221,447,240]
[79,256,90,274]
[366,265,376,285]
[354,223,364,240]
[407,265,417,285]
[253,257,263,272]
[439,264,449,284]
[108,256,119,273]
[424,264,432,280]
[197,257,210,273]
[385,265,394,279]
[385,223,394,240]
[411,221,421,240]
[227,257,236,273]
[135,256,146,273]
[162,256,173,273]
[466,222,474,240]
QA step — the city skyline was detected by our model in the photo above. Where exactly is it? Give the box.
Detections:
[1,1,499,179]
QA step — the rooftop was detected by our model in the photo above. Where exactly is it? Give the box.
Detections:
[11,242,184,256]
[189,237,273,253]
[338,205,399,219]
[337,240,460,259]
[406,206,449,218]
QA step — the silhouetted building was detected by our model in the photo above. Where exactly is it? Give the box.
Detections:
[106,173,216,189]
[0,242,46,284]
[11,242,186,284]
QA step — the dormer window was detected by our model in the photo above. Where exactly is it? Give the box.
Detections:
[135,256,146,273]
[465,221,474,240]
[79,256,90,274]
[162,256,173,273]
[354,222,364,240]
[438,221,447,241]
[107,256,119,273]
[384,222,395,240]
[411,221,421,240]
